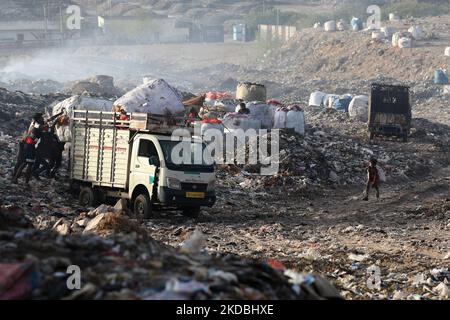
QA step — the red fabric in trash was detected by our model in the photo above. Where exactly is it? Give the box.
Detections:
[267,99,282,105]
[202,118,222,124]
[0,260,38,300]
[266,259,286,271]
[205,92,230,100]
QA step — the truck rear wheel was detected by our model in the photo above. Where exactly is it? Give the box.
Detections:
[181,207,200,219]
[134,194,152,219]
[79,187,98,207]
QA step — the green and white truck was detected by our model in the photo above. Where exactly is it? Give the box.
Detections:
[69,110,216,219]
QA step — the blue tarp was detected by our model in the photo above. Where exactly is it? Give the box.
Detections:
[434,69,449,84]
[351,18,363,31]
[332,95,353,112]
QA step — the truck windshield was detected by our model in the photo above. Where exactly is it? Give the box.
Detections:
[159,140,214,172]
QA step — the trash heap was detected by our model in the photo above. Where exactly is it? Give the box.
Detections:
[0,203,341,300]
[218,106,450,194]
[64,75,123,98]
[0,88,68,136]
[0,79,63,95]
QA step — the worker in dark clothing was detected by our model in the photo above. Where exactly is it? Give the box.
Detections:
[32,111,64,179]
[236,102,250,115]
[363,158,380,201]
[11,135,26,181]
[12,113,44,184]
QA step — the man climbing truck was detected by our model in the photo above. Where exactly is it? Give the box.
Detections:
[69,110,216,219]
[368,83,411,142]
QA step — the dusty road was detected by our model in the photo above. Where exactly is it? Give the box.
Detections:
[145,162,450,299]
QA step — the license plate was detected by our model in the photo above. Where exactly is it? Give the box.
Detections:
[186,192,205,199]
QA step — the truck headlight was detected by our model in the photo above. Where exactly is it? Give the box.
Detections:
[167,177,181,190]
[207,180,215,191]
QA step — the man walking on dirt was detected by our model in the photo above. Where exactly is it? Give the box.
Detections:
[363,158,380,201]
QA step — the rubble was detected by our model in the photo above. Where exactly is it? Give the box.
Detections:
[0,203,340,300]
[64,75,122,98]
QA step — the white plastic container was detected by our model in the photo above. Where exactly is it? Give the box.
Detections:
[309,91,326,107]
[286,110,305,135]
[392,32,400,47]
[324,20,336,32]
[246,102,273,129]
[444,85,450,95]
[445,47,450,57]
[273,109,287,129]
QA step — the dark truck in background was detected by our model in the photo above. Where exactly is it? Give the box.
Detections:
[368,84,411,142]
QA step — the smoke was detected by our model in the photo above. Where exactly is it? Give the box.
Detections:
[1,48,135,83]
[0,46,195,91]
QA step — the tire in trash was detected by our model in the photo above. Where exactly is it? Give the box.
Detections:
[133,194,152,219]
[79,186,98,207]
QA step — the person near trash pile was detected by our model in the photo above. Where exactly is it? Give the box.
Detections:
[363,158,380,201]
[11,133,26,182]
[236,102,250,115]
[32,112,64,179]
[117,109,130,122]
[115,109,130,130]
[186,107,200,125]
[12,113,44,184]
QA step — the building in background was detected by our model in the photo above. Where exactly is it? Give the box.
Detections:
[97,15,190,44]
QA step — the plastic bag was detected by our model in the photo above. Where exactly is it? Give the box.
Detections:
[348,95,369,122]
[246,102,272,129]
[113,79,184,115]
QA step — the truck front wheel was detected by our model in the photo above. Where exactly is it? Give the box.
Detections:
[79,187,98,207]
[134,194,152,219]
[181,207,200,219]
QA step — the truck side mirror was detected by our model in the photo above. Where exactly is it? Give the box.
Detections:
[149,156,160,167]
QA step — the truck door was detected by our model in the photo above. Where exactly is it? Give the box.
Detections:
[129,138,160,199]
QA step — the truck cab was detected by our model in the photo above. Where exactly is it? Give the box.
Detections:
[70,110,216,219]
[129,133,216,218]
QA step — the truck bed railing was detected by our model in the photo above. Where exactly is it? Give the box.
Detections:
[71,110,190,135]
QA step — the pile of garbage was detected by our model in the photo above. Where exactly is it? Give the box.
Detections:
[218,105,450,194]
[0,79,63,95]
[64,75,122,98]
[0,88,68,136]
[0,203,341,300]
